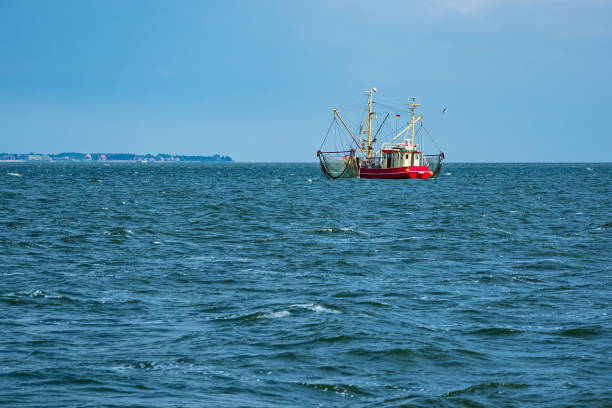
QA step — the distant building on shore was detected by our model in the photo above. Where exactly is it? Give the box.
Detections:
[0,152,232,162]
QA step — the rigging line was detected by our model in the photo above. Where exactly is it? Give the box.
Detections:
[335,121,343,152]
[342,119,355,150]
[373,112,390,141]
[332,119,340,152]
[379,126,401,141]
[375,95,408,107]
[357,109,369,143]
[376,94,414,104]
[415,123,424,137]
[422,125,443,153]
[320,116,337,150]
[374,96,406,105]
[415,124,425,149]
[334,102,363,110]
[375,102,409,112]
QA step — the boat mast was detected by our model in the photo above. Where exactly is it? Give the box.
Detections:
[409,97,420,150]
[367,88,376,159]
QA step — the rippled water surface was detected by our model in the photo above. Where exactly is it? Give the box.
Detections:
[1,162,611,407]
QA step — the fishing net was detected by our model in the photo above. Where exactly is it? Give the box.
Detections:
[317,114,361,179]
[317,151,359,179]
[425,154,445,178]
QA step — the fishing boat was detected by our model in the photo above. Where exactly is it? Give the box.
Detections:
[317,88,444,179]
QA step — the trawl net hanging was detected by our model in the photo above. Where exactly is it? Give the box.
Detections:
[424,153,445,179]
[317,112,361,179]
[317,150,359,179]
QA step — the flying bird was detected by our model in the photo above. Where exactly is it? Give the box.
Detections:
[442,107,447,114]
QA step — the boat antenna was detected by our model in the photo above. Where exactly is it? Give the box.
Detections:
[409,97,421,149]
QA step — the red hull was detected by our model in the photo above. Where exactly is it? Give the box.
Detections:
[359,166,431,179]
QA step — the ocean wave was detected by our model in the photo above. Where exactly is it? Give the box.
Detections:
[314,226,357,234]
[556,326,603,338]
[470,327,523,336]
[213,303,342,323]
[441,382,529,397]
[190,255,251,263]
[299,381,372,396]
[291,303,341,314]
[260,310,290,319]
[105,227,133,236]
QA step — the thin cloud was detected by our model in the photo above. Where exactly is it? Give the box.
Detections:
[428,0,611,15]
[428,0,505,15]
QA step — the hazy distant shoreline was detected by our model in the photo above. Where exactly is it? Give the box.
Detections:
[0,152,232,163]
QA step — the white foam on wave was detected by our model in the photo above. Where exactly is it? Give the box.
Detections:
[293,303,340,314]
[7,172,21,177]
[192,255,251,263]
[152,241,161,245]
[586,167,593,171]
[102,228,133,236]
[444,172,451,176]
[1,272,24,277]
[21,289,62,300]
[28,289,44,297]
[320,226,354,233]
[490,227,512,235]
[311,305,339,313]
[260,310,290,319]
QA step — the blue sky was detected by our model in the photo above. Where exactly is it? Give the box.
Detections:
[1,0,610,162]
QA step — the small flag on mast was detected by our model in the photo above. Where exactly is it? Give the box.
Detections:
[395,114,400,118]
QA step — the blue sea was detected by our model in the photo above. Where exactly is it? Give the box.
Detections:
[1,162,610,407]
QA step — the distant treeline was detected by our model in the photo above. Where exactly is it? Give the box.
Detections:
[0,152,232,162]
